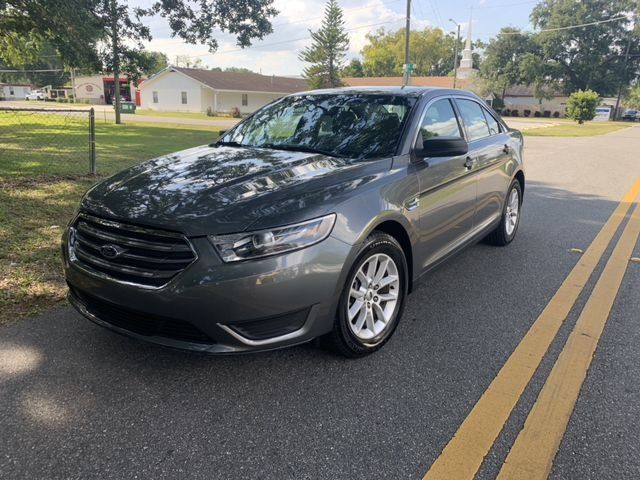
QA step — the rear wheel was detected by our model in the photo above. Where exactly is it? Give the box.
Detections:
[486,179,522,246]
[328,232,407,357]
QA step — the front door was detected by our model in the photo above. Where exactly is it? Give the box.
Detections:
[412,98,477,270]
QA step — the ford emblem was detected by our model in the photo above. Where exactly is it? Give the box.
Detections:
[100,244,124,259]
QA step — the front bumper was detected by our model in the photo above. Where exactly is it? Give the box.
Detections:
[62,228,356,354]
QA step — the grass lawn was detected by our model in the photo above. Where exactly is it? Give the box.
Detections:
[522,121,632,137]
[0,115,222,325]
[133,109,235,122]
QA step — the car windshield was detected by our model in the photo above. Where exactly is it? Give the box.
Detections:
[220,94,417,160]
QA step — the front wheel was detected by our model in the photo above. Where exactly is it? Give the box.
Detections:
[328,232,407,357]
[486,179,522,246]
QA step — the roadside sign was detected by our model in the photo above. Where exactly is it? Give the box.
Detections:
[593,106,612,122]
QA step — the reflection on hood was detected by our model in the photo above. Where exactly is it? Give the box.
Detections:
[82,145,388,236]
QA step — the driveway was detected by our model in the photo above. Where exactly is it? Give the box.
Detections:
[1,127,640,479]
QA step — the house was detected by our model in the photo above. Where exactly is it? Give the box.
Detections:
[502,85,568,116]
[139,67,308,114]
[0,83,32,100]
[73,75,138,104]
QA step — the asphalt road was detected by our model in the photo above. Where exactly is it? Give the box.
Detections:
[2,127,640,479]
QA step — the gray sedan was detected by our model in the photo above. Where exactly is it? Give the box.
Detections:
[62,87,524,356]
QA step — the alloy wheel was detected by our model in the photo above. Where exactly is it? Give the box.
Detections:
[346,253,400,341]
[505,187,520,236]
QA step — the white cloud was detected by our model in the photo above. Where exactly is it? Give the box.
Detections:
[140,0,434,76]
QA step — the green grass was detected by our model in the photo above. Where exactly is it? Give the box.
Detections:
[522,121,632,137]
[0,114,222,324]
[132,109,235,122]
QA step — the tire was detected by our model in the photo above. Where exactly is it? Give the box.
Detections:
[328,232,408,357]
[486,178,522,246]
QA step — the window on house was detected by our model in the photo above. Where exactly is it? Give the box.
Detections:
[152,91,158,103]
[242,94,248,106]
[181,91,187,104]
[9,87,14,96]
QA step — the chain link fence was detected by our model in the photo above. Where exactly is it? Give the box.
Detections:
[0,107,96,176]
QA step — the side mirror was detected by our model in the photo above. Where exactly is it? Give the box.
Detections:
[413,136,468,160]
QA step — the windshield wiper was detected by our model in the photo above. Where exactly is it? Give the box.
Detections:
[215,140,247,148]
[258,143,340,158]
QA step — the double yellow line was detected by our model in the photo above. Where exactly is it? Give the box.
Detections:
[423,177,640,480]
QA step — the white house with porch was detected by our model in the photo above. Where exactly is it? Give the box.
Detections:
[139,67,308,114]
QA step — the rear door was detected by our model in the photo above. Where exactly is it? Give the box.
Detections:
[412,97,477,270]
[454,98,513,231]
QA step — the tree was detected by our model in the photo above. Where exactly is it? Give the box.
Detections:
[223,67,257,74]
[139,51,168,75]
[0,0,278,80]
[626,85,640,109]
[479,28,541,98]
[530,0,640,96]
[566,89,600,124]
[299,0,349,89]
[360,27,458,77]
[342,58,365,77]
[174,55,204,69]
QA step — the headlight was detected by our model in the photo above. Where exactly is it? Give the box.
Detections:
[209,214,336,262]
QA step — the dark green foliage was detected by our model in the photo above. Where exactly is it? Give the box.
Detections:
[0,0,277,82]
[299,0,349,89]
[566,89,599,123]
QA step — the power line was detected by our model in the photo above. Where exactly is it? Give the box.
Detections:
[0,69,65,73]
[498,15,629,35]
[192,19,406,57]
[154,0,404,48]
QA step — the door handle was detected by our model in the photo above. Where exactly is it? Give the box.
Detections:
[503,144,510,154]
[405,197,420,211]
[464,156,475,169]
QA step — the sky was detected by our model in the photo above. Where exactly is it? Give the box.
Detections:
[136,0,538,76]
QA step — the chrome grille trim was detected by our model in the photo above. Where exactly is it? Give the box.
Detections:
[69,213,197,289]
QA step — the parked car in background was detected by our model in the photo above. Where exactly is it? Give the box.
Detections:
[25,90,46,101]
[622,109,640,121]
[63,87,525,357]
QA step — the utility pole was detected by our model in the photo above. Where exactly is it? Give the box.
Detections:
[111,0,122,124]
[70,67,77,103]
[402,0,412,86]
[613,8,636,120]
[449,19,461,89]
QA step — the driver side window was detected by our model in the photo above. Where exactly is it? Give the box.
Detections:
[419,99,463,142]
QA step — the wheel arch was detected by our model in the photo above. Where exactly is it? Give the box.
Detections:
[368,219,415,293]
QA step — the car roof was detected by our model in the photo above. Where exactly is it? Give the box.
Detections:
[292,86,477,99]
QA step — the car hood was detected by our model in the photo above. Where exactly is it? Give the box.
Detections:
[81,145,389,236]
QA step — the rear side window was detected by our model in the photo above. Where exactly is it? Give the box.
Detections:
[483,109,501,135]
[456,99,491,141]
[419,99,462,141]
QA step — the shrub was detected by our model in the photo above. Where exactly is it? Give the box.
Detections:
[552,111,560,118]
[566,89,599,124]
[534,111,541,117]
[524,109,531,117]
[543,110,551,117]
[206,106,215,117]
[230,106,241,118]
[502,109,510,117]
[511,109,519,117]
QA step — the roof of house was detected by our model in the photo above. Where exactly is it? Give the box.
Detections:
[342,76,470,89]
[504,84,565,97]
[156,67,309,94]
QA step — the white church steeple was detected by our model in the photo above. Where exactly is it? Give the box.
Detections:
[456,10,477,79]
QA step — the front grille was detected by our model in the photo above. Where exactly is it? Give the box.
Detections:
[69,213,196,288]
[71,288,213,344]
